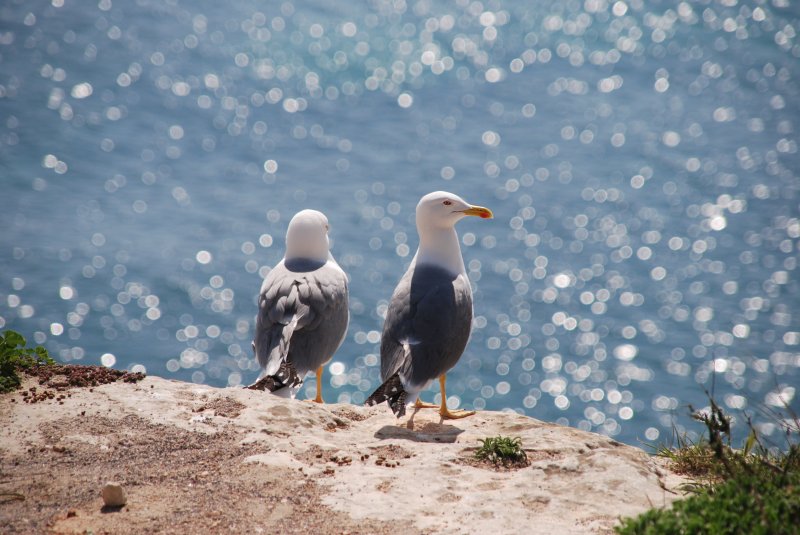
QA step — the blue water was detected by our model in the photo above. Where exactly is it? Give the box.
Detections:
[2,0,799,448]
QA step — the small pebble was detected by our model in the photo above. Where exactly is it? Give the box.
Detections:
[101,483,127,507]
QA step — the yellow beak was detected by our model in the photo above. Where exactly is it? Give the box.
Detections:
[461,205,494,219]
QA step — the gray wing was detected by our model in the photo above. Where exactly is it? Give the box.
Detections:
[254,261,349,377]
[380,263,473,389]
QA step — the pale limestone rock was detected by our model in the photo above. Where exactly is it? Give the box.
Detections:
[1,375,688,533]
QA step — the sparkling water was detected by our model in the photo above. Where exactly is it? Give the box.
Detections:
[2,0,798,447]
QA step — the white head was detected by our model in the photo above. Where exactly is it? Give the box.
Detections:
[415,191,493,231]
[413,191,493,275]
[284,209,331,261]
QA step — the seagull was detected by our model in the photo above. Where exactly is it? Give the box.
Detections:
[366,191,493,418]
[248,209,349,402]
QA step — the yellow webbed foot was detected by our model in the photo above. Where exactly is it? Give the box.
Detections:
[439,407,476,419]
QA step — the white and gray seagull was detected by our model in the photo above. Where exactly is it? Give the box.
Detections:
[366,191,493,419]
[248,209,349,402]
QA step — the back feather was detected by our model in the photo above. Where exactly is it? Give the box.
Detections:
[256,315,300,372]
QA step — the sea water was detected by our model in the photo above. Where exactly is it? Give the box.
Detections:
[1,0,798,447]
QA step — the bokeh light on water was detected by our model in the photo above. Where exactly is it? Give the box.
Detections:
[1,0,798,446]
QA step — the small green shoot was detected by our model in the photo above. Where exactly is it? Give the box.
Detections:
[475,436,528,467]
[0,330,55,393]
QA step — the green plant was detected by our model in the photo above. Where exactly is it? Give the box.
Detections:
[475,435,528,466]
[654,435,721,484]
[0,330,55,393]
[617,392,800,534]
[616,467,800,535]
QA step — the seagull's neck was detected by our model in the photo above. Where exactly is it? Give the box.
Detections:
[416,226,466,276]
[284,245,328,264]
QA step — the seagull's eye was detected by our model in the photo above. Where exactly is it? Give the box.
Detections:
[324,224,330,231]
[443,200,453,206]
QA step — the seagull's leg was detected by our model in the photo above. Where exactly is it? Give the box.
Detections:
[405,409,417,429]
[438,375,475,419]
[312,366,325,403]
[414,399,438,409]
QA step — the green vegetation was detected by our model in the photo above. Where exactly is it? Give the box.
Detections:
[0,330,55,393]
[617,469,799,535]
[475,435,528,467]
[616,395,800,535]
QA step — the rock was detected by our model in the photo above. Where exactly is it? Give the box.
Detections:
[101,482,127,507]
[1,374,689,534]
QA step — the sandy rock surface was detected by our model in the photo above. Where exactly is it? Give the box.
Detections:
[0,375,686,534]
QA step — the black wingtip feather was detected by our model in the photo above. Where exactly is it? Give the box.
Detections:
[365,373,407,418]
[247,360,303,392]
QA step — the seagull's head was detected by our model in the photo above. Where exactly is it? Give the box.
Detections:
[285,209,331,261]
[416,191,493,230]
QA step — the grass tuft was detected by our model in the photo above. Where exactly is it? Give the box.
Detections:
[475,436,528,467]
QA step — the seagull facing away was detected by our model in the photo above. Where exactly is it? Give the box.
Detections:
[365,191,493,418]
[248,209,349,402]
